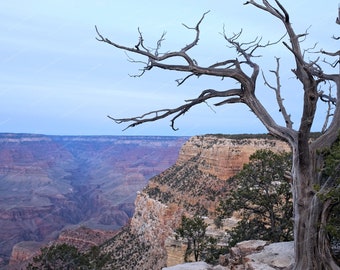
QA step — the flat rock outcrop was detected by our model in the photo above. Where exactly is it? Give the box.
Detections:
[162,241,294,270]
[226,240,294,269]
[162,261,222,270]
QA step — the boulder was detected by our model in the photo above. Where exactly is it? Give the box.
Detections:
[227,240,294,269]
[245,241,294,269]
[162,261,227,270]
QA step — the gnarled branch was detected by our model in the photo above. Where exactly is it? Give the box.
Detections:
[262,57,293,128]
[97,9,292,139]
[97,1,338,148]
[108,88,243,131]
[320,83,336,133]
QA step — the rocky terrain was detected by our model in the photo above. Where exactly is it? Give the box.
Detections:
[90,134,291,269]
[9,226,118,268]
[0,133,187,268]
[162,240,295,269]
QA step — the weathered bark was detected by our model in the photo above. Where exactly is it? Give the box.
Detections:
[292,156,321,269]
[292,156,339,270]
[96,1,340,268]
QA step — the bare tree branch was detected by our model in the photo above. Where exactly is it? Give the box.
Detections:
[244,0,288,22]
[221,27,286,85]
[321,49,340,57]
[320,83,335,133]
[262,57,293,128]
[97,1,339,148]
[107,88,243,131]
[97,10,295,140]
[181,10,210,52]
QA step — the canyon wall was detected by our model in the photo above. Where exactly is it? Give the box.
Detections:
[0,133,186,268]
[177,134,290,180]
[97,134,290,269]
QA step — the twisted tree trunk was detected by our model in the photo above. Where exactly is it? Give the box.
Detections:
[290,122,340,269]
[292,153,338,269]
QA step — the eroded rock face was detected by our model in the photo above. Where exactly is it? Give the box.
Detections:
[129,192,185,270]
[8,241,42,267]
[0,133,186,267]
[177,135,290,180]
[143,134,290,230]
[128,135,290,268]
[9,227,118,269]
[53,226,118,252]
[131,192,184,245]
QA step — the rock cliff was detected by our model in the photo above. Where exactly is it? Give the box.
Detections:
[177,134,290,180]
[145,134,290,216]
[98,134,290,269]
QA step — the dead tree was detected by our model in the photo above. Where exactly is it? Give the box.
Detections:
[96,1,340,269]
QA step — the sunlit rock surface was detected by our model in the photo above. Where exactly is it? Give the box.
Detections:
[128,134,290,268]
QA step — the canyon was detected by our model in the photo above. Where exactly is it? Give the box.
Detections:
[0,133,187,268]
[83,134,291,269]
[3,133,294,269]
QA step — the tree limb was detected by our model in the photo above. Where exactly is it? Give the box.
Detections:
[97,1,338,149]
[108,88,244,131]
[262,57,293,128]
[97,11,293,139]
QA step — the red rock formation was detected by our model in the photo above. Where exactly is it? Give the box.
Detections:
[127,134,291,268]
[177,135,290,180]
[53,226,118,252]
[0,133,186,267]
[8,241,42,267]
[9,227,118,269]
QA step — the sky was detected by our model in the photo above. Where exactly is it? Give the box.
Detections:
[0,1,338,136]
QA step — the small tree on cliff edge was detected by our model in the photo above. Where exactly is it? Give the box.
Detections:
[217,150,293,246]
[96,2,340,269]
[175,215,208,262]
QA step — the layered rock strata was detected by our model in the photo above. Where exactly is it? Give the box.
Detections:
[9,227,118,269]
[0,133,186,267]
[105,134,290,269]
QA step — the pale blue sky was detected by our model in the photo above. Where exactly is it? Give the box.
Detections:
[0,1,338,136]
